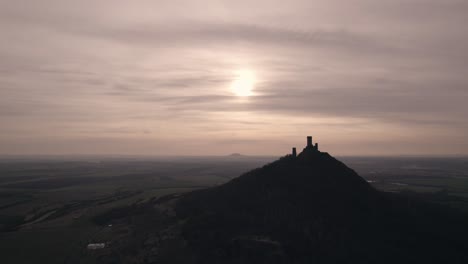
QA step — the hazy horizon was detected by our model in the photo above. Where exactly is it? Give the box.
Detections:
[1,0,468,156]
[1,152,467,160]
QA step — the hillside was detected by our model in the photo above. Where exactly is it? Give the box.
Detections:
[92,138,468,264]
[173,139,468,263]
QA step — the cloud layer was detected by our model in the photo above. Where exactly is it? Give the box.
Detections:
[1,0,467,155]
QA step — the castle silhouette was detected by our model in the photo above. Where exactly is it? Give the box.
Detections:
[292,136,319,157]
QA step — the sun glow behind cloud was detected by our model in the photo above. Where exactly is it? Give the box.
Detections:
[1,0,468,155]
[230,69,256,97]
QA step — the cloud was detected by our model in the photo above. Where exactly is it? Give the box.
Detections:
[0,0,468,155]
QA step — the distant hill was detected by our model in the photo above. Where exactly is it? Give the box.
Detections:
[227,153,245,157]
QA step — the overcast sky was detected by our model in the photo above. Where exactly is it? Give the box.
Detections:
[1,0,467,156]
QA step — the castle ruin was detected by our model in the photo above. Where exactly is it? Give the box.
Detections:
[292,136,319,156]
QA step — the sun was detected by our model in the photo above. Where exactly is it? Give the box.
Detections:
[230,70,256,97]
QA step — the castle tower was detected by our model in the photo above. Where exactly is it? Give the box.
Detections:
[292,147,297,157]
[315,143,319,151]
[307,136,312,147]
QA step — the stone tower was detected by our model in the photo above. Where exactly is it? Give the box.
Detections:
[304,136,319,152]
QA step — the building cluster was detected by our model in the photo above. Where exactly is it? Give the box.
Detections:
[87,243,106,250]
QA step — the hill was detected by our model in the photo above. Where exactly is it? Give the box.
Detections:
[92,137,468,264]
[173,138,468,263]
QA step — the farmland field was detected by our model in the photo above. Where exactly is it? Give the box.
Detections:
[1,155,468,263]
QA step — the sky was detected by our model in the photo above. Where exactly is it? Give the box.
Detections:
[1,0,467,156]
